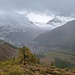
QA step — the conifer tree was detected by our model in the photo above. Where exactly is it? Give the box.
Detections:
[18,45,39,65]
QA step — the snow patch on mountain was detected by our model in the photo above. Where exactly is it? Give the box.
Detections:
[47,16,75,28]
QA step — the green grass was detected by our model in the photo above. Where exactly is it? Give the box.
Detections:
[35,54,46,58]
[40,49,75,68]
[45,51,74,60]
[44,49,75,63]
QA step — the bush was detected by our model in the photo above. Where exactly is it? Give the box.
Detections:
[54,58,75,68]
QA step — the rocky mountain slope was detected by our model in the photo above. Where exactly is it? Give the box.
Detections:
[30,20,75,52]
[0,39,17,60]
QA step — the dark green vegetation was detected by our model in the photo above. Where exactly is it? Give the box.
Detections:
[35,53,46,58]
[0,39,17,49]
[39,49,75,68]
[55,58,75,68]
[4,42,17,49]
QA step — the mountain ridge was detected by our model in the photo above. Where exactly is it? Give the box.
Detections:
[0,39,17,60]
[29,20,75,52]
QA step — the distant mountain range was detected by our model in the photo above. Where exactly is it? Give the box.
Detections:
[0,12,74,46]
[0,12,50,45]
[30,20,75,52]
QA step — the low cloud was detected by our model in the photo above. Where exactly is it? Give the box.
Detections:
[0,10,75,30]
[18,10,75,23]
[26,13,53,23]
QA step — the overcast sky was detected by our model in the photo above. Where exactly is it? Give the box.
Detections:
[0,0,75,16]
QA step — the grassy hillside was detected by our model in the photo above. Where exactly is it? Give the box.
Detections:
[0,46,75,75]
[40,49,75,68]
[0,39,17,60]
